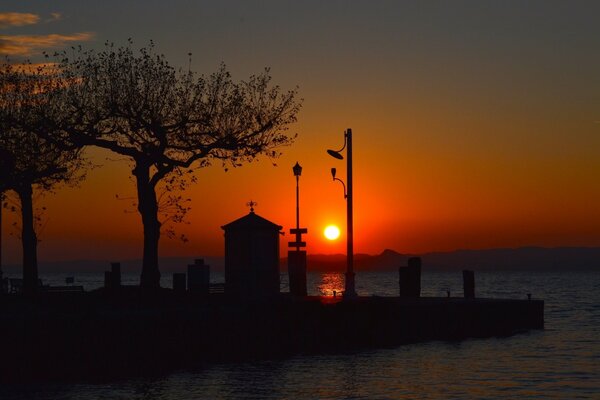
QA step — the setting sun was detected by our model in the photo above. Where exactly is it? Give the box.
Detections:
[324,225,341,241]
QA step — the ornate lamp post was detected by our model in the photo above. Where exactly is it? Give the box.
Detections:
[288,162,308,296]
[327,128,356,298]
[292,162,303,251]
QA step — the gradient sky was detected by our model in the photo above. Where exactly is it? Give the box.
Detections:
[1,1,600,265]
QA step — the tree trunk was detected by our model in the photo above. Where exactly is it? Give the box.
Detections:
[17,185,38,294]
[134,162,162,290]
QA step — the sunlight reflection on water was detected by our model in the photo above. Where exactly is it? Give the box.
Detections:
[316,273,345,296]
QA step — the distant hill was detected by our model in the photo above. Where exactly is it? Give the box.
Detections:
[301,247,600,272]
[297,249,410,272]
[3,247,599,273]
[421,247,600,271]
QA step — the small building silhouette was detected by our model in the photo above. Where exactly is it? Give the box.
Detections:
[221,207,282,298]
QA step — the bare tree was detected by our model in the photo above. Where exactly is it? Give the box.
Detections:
[0,62,86,294]
[40,42,301,289]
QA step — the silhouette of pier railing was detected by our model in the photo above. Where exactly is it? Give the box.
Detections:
[8,278,22,294]
[209,283,225,294]
[43,285,84,293]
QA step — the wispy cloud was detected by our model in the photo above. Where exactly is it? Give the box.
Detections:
[0,12,40,29]
[0,32,94,56]
[48,12,62,23]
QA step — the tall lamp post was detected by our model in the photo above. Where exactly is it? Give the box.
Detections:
[327,128,356,298]
[292,162,303,251]
[288,162,308,296]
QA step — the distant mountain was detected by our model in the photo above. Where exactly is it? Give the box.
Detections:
[298,247,600,272]
[3,247,598,273]
[421,247,600,271]
[296,249,410,272]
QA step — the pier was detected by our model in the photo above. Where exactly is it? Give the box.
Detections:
[0,290,543,382]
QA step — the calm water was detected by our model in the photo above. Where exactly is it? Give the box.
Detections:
[1,271,599,399]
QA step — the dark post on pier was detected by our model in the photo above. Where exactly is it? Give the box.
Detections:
[399,257,422,297]
[104,262,122,290]
[188,259,210,294]
[173,273,186,292]
[463,270,475,299]
[111,262,121,288]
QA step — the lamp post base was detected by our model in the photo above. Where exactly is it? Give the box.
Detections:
[343,271,357,298]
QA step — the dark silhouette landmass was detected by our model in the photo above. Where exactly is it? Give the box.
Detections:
[296,247,600,272]
[3,246,598,273]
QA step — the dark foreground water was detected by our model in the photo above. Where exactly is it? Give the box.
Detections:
[1,271,599,399]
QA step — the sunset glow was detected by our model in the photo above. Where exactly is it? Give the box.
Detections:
[324,225,341,241]
[1,3,599,267]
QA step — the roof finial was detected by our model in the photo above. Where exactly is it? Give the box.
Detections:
[246,200,258,213]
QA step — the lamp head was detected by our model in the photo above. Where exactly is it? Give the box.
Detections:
[292,161,302,177]
[331,167,337,179]
[327,149,344,160]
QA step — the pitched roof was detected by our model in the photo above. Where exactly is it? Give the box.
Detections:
[221,211,282,231]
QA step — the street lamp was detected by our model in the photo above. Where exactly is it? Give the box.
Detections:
[292,162,304,251]
[288,162,308,296]
[327,128,356,298]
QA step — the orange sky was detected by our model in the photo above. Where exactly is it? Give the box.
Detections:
[1,2,600,265]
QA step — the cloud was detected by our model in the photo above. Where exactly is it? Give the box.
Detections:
[0,32,94,56]
[48,12,62,23]
[0,12,40,29]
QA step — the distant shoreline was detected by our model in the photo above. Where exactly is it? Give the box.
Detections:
[2,246,599,273]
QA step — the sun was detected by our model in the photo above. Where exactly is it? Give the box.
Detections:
[324,225,341,241]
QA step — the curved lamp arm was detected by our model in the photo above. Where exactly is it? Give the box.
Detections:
[327,131,347,159]
[331,167,347,198]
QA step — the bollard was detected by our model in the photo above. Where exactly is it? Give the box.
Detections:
[527,293,532,301]
[288,250,307,296]
[104,271,112,289]
[188,259,210,294]
[463,270,475,299]
[408,257,422,297]
[399,257,422,298]
[111,262,121,288]
[173,273,186,292]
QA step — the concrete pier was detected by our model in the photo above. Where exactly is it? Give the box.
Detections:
[0,291,543,382]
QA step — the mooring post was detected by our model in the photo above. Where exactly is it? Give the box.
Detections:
[173,273,186,292]
[104,271,112,289]
[463,270,475,299]
[188,259,210,294]
[111,262,121,288]
[408,257,422,297]
[399,257,422,297]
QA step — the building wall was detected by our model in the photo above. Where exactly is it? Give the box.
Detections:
[224,228,280,297]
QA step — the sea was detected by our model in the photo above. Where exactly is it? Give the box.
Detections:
[1,270,599,399]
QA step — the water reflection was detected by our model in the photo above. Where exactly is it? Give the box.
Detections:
[317,273,344,296]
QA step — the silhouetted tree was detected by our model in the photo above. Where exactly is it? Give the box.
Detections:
[40,43,301,289]
[0,150,13,282]
[0,62,86,294]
